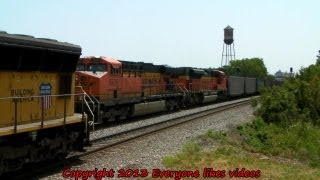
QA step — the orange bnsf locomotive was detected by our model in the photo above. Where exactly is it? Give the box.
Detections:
[0,32,87,174]
[75,56,227,124]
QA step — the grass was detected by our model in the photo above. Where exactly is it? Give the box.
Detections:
[238,117,320,167]
[162,122,320,179]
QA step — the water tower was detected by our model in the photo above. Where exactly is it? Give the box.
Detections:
[221,25,236,66]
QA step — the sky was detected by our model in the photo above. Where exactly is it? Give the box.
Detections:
[0,0,319,74]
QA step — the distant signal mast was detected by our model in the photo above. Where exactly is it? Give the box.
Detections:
[221,25,236,66]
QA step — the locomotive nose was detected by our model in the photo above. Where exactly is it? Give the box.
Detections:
[75,73,87,87]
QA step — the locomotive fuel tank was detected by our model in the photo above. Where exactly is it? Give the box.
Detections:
[202,95,218,103]
[132,100,166,117]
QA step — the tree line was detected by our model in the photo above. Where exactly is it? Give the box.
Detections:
[220,58,270,79]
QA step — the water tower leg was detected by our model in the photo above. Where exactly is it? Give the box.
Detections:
[232,43,236,60]
[221,43,225,67]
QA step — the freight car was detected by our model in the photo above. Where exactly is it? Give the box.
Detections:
[256,79,265,93]
[75,56,227,124]
[0,32,87,174]
[227,76,245,96]
[227,77,282,96]
[245,78,257,95]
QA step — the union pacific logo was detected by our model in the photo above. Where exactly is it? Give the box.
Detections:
[39,83,52,110]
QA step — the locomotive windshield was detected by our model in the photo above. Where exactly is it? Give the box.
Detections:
[76,64,85,71]
[87,63,107,72]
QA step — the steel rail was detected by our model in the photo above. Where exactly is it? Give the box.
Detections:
[75,98,252,159]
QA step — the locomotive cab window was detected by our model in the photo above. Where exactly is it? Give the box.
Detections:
[111,66,121,75]
[87,63,107,72]
[76,63,85,71]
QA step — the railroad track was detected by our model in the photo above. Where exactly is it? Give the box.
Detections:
[75,97,252,158]
[8,97,254,179]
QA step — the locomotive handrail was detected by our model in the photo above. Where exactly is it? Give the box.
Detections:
[75,86,96,108]
[181,83,190,94]
[2,93,86,134]
[90,94,100,105]
[83,95,95,131]
[0,93,86,100]
[89,94,102,125]
[75,86,95,131]
[177,83,187,96]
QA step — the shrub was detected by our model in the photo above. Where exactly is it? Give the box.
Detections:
[239,118,320,167]
[258,86,299,124]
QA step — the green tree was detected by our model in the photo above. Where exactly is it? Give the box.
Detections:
[297,64,320,82]
[258,52,320,125]
[298,51,320,82]
[316,50,320,65]
[266,74,276,80]
[222,58,268,79]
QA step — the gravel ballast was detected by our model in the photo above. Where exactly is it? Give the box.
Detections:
[41,103,255,179]
[90,97,253,141]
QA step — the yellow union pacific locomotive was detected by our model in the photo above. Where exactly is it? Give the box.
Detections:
[0,31,87,174]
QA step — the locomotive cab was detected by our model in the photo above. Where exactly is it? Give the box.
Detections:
[75,57,125,123]
[76,56,122,100]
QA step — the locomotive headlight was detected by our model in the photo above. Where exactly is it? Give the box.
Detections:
[75,74,79,81]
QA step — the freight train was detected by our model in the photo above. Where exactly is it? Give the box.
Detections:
[0,31,279,174]
[75,56,270,124]
[0,32,87,174]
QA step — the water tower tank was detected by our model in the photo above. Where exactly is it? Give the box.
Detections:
[224,25,234,45]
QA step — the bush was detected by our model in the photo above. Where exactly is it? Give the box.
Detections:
[258,86,300,124]
[251,97,259,107]
[258,72,320,125]
[239,118,320,167]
